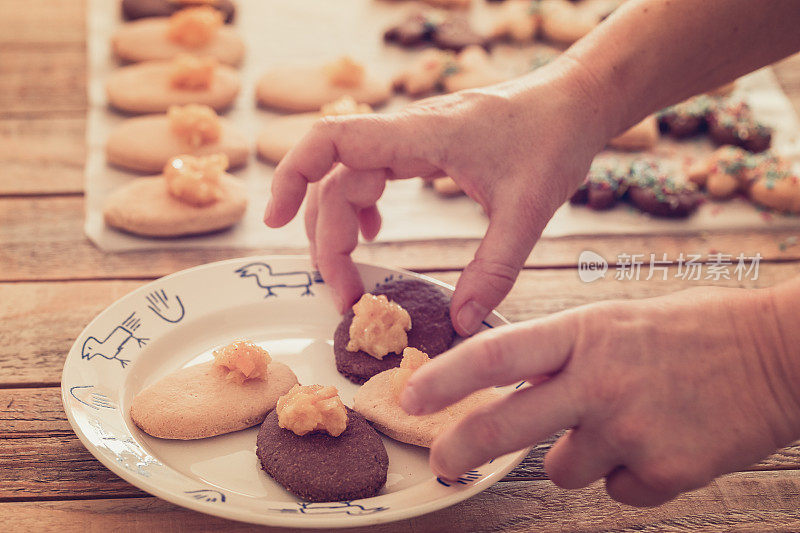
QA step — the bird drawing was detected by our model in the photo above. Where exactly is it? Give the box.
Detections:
[234,262,324,297]
[81,312,148,368]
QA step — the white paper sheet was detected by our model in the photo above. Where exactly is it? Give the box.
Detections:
[85,0,800,252]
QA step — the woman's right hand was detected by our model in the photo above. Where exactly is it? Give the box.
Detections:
[265,60,615,335]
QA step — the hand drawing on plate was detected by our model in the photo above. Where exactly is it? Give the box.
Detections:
[270,501,388,516]
[234,262,324,297]
[69,385,116,411]
[81,312,148,368]
[146,289,185,323]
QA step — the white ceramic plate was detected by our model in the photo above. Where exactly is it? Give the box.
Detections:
[62,256,529,528]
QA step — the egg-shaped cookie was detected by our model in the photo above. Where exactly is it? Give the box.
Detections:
[103,173,247,237]
[121,0,236,23]
[107,60,240,114]
[112,16,245,66]
[131,361,298,439]
[256,64,391,112]
[107,113,249,173]
[255,112,319,164]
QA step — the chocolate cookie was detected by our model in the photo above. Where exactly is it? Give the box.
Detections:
[334,279,455,385]
[121,0,236,23]
[570,162,628,210]
[256,408,388,502]
[625,160,702,218]
[707,100,772,153]
[657,95,716,138]
[384,11,486,51]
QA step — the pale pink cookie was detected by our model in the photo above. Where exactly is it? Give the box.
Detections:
[255,96,374,164]
[353,347,502,447]
[539,0,600,44]
[607,115,659,151]
[106,105,248,172]
[106,56,241,114]
[256,57,392,112]
[103,154,247,237]
[442,45,507,93]
[112,7,245,66]
[130,341,299,439]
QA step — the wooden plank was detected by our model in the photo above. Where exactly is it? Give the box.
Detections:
[0,48,86,117]
[0,0,85,47]
[1,473,799,532]
[3,197,800,281]
[3,263,800,385]
[0,118,85,195]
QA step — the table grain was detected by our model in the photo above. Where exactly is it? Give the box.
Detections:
[2,1,800,531]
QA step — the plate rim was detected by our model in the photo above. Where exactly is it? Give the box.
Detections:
[61,255,531,528]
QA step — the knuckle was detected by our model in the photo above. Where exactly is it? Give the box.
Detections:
[465,258,519,293]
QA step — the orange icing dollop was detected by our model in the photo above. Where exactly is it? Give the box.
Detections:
[163,153,228,206]
[169,54,217,90]
[167,6,223,47]
[391,347,431,399]
[168,104,221,147]
[324,57,365,88]
[212,340,271,384]
[276,384,348,437]
[346,293,412,359]
[319,96,372,117]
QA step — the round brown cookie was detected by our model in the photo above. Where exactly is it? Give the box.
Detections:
[256,408,388,502]
[707,100,772,153]
[625,160,702,218]
[334,279,455,385]
[121,0,236,22]
[657,95,716,138]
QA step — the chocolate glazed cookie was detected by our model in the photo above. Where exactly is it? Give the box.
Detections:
[334,279,456,385]
[121,0,236,23]
[256,408,389,502]
[625,160,702,218]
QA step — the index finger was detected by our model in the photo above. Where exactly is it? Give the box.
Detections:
[264,113,411,228]
[401,311,577,416]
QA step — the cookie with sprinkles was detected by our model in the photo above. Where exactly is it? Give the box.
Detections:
[707,100,772,153]
[384,11,487,51]
[570,162,629,210]
[748,156,800,213]
[657,95,716,138]
[625,160,702,218]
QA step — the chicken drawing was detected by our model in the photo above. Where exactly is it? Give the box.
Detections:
[81,312,148,368]
[234,262,324,297]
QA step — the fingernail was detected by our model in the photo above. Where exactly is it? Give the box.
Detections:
[400,383,424,415]
[263,196,274,225]
[456,300,489,336]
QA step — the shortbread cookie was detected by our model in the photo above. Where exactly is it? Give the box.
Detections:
[687,146,754,199]
[104,154,247,237]
[257,387,388,502]
[442,45,507,92]
[130,342,298,439]
[539,0,600,44]
[255,57,391,112]
[353,348,501,448]
[106,56,240,114]
[749,161,800,214]
[334,279,455,385]
[112,7,245,66]
[106,105,248,172]
[256,97,373,164]
[489,0,542,43]
[121,0,236,23]
[625,160,702,218]
[393,46,505,95]
[432,176,464,197]
[608,115,659,151]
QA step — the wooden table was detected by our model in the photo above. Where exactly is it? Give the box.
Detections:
[3,1,800,531]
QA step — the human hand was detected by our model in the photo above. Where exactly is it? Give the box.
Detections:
[400,286,800,506]
[264,61,612,335]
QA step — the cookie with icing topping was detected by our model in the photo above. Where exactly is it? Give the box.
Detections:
[707,100,772,153]
[333,279,455,385]
[657,95,717,138]
[570,162,628,210]
[384,10,487,51]
[624,160,702,218]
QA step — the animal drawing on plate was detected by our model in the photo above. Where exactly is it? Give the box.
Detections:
[234,262,324,297]
[81,312,148,368]
[146,289,185,323]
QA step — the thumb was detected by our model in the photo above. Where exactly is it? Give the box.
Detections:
[450,202,543,336]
